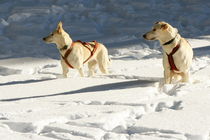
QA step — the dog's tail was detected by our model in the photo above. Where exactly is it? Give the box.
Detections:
[97,44,110,74]
[103,44,111,66]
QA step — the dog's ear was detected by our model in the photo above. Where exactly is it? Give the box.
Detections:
[161,24,168,30]
[155,21,160,24]
[57,21,63,34]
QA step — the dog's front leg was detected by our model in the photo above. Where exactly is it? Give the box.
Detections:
[164,70,172,84]
[181,71,190,83]
[61,59,69,78]
[78,67,84,77]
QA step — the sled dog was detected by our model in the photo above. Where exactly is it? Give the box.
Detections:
[43,22,110,77]
[143,21,193,84]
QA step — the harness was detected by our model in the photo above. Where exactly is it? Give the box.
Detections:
[61,40,98,69]
[163,35,180,71]
[166,44,180,71]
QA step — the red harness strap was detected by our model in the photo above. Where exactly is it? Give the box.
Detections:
[61,40,98,69]
[61,42,74,68]
[166,44,180,71]
[76,40,98,64]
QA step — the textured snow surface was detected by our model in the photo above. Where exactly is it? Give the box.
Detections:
[1,0,210,140]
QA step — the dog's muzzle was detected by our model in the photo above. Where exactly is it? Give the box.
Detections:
[143,34,147,39]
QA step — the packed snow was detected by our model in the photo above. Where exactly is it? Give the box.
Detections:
[1,0,210,140]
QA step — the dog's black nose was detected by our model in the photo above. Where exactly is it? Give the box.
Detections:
[143,34,146,39]
[43,37,46,41]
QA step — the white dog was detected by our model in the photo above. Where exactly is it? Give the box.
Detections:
[143,21,193,84]
[43,22,110,77]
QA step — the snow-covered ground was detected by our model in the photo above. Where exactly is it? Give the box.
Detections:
[1,0,210,140]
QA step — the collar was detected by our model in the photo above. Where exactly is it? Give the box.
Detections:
[163,34,177,46]
[59,45,68,51]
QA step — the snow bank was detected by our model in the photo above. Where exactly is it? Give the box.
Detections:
[0,0,210,58]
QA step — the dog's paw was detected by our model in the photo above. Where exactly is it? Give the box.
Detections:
[56,74,68,78]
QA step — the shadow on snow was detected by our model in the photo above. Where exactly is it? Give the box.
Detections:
[0,78,159,102]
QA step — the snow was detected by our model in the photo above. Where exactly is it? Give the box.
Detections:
[1,0,210,140]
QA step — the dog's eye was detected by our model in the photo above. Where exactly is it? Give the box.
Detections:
[153,29,156,31]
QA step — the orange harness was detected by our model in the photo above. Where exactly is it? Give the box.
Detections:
[61,40,98,69]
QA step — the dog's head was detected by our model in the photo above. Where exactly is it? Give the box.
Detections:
[143,21,178,42]
[43,22,70,45]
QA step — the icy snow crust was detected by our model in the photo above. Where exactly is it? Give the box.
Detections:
[1,0,210,140]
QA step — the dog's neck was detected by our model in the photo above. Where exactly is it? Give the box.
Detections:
[162,34,178,46]
[59,45,69,51]
[161,34,181,54]
[56,34,73,56]
[160,33,178,45]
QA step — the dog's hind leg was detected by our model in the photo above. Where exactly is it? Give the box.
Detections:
[97,48,109,74]
[88,60,97,76]
[61,59,69,78]
[98,60,108,74]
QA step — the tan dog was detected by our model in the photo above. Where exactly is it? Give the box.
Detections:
[43,22,110,77]
[143,21,193,84]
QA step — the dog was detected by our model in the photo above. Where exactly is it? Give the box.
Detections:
[43,22,110,78]
[143,21,193,84]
